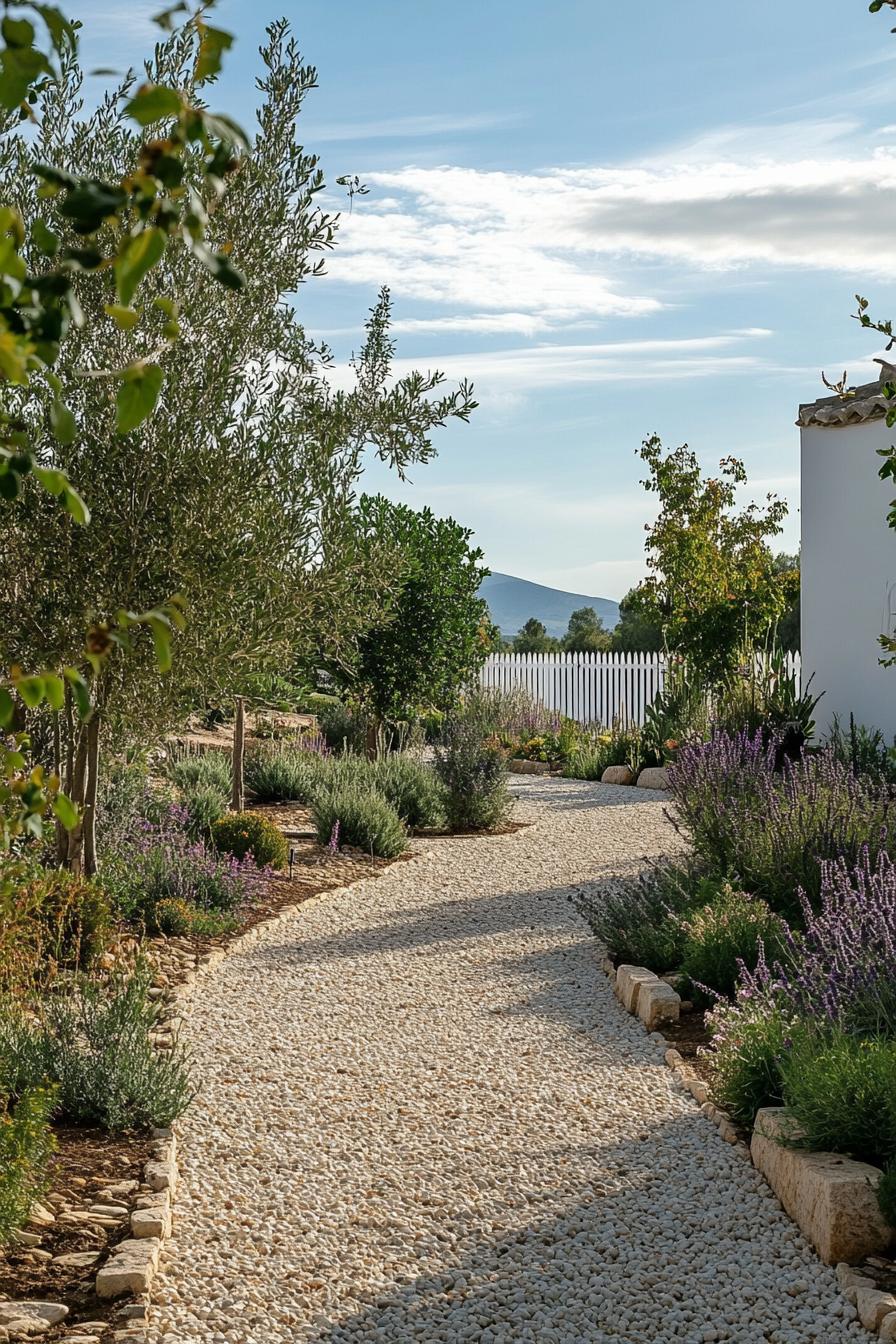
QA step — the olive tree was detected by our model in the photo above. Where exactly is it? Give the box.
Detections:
[0,19,476,869]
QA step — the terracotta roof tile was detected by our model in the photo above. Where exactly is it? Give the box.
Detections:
[797,359,896,428]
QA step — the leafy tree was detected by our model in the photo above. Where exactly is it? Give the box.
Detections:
[562,606,611,653]
[513,618,560,654]
[610,589,664,653]
[0,1,249,855]
[0,17,475,869]
[627,435,790,683]
[773,552,800,653]
[342,495,490,722]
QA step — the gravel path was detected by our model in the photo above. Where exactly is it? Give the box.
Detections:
[149,778,864,1344]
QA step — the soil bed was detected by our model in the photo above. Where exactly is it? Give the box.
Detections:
[0,1126,153,1341]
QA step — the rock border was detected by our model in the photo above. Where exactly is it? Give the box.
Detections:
[599,953,895,1338]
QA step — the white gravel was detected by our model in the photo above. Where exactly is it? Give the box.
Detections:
[148,778,865,1344]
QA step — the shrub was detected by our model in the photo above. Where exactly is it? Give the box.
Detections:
[165,748,232,796]
[576,861,713,970]
[0,966,193,1131]
[153,897,194,937]
[827,713,896,790]
[371,756,445,831]
[95,755,172,858]
[311,787,408,859]
[103,807,260,930]
[315,699,368,755]
[0,1087,56,1246]
[434,718,511,833]
[669,732,896,915]
[28,870,112,971]
[181,783,227,840]
[712,649,821,745]
[244,747,327,803]
[735,848,896,1035]
[679,887,786,1003]
[705,996,788,1128]
[779,1029,896,1170]
[152,897,237,938]
[564,723,643,780]
[211,811,288,870]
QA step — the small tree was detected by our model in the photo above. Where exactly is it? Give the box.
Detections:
[0,21,476,867]
[562,606,611,653]
[611,590,664,653]
[343,495,490,723]
[628,435,790,683]
[513,618,559,654]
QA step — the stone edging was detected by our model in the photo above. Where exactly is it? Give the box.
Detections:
[600,955,896,1338]
[86,1129,178,1340]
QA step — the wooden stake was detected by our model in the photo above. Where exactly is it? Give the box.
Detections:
[231,696,245,812]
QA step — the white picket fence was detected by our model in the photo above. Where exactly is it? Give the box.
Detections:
[479,651,801,727]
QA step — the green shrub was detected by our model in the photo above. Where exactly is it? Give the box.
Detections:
[314,699,368,755]
[152,897,237,938]
[211,812,288,870]
[0,966,193,1132]
[165,748,232,796]
[576,861,714,971]
[879,1159,896,1228]
[2,869,112,981]
[434,719,511,833]
[827,713,896,789]
[679,887,786,1003]
[706,997,788,1128]
[779,1029,896,1169]
[371,756,445,831]
[0,1087,56,1246]
[311,787,408,859]
[153,897,194,937]
[181,783,227,840]
[563,722,644,780]
[244,747,326,803]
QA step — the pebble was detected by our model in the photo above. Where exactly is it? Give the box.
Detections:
[144,778,866,1343]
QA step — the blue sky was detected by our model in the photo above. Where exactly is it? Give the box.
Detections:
[79,1,896,599]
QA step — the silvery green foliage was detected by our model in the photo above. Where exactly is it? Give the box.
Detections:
[0,20,476,748]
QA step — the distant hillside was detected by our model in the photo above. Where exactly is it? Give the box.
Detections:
[480,572,620,639]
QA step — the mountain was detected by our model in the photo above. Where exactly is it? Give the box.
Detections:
[480,571,620,639]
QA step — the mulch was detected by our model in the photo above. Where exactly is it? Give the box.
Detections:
[0,1127,153,1340]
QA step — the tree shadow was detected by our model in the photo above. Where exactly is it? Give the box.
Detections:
[295,1109,843,1344]
[511,776,671,813]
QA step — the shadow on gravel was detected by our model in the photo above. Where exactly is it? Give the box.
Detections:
[298,1110,822,1344]
[246,882,662,1065]
[512,777,671,813]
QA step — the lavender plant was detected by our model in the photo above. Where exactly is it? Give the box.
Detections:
[103,805,265,932]
[669,731,895,914]
[737,848,896,1034]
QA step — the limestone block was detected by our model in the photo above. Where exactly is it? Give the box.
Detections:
[751,1109,894,1265]
[601,765,635,785]
[614,964,658,1015]
[635,766,670,790]
[95,1238,161,1298]
[637,979,681,1031]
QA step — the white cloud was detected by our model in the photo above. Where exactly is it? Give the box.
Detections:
[324,127,896,328]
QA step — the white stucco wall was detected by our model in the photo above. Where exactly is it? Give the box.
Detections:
[801,416,896,738]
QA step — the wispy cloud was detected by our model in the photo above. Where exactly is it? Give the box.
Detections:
[323,119,896,331]
[325,330,774,394]
[303,111,523,142]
